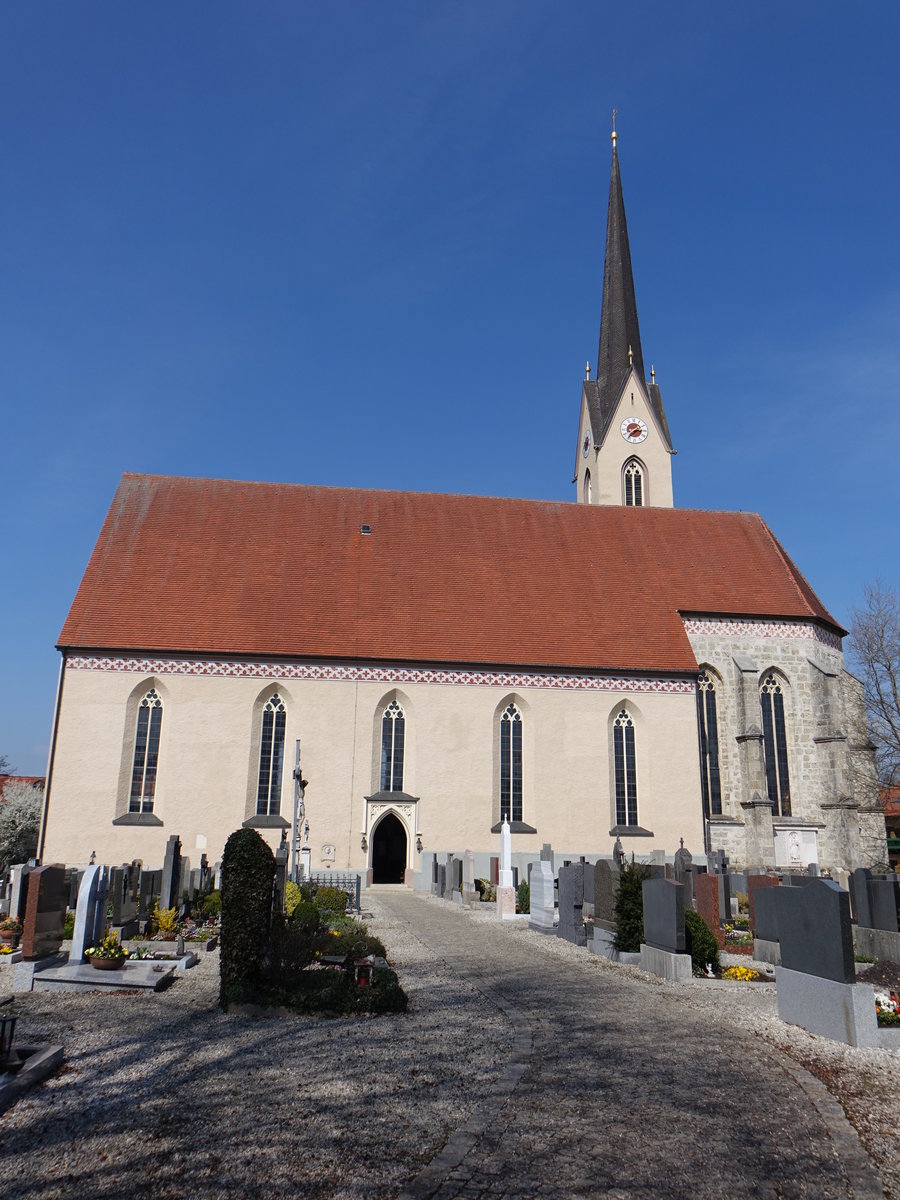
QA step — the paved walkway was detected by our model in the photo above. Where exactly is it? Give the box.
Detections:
[377,890,883,1200]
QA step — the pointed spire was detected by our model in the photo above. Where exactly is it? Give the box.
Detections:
[595,124,645,414]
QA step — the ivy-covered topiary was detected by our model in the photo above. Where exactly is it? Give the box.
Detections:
[685,908,721,976]
[613,859,650,953]
[219,828,277,1008]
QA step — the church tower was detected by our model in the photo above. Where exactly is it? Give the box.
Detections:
[574,127,674,507]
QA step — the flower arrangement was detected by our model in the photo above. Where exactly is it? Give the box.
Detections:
[875,991,900,1027]
[722,965,761,982]
[85,931,129,961]
[1,917,23,934]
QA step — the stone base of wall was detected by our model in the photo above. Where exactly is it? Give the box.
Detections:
[775,966,878,1048]
[639,943,692,982]
[853,925,900,966]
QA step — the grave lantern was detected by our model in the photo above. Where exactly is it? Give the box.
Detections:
[0,1012,17,1062]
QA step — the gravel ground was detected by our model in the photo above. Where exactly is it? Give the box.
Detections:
[1,895,898,1199]
[0,899,510,1200]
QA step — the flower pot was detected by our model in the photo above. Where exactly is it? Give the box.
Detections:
[89,955,126,971]
[0,931,21,950]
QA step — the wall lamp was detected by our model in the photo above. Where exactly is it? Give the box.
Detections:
[415,835,423,853]
[361,833,367,852]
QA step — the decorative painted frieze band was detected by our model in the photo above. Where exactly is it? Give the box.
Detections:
[66,653,696,695]
[682,617,842,651]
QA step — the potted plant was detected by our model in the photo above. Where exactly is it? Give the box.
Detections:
[85,930,129,970]
[0,917,23,949]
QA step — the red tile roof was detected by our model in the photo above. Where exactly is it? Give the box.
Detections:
[58,474,842,675]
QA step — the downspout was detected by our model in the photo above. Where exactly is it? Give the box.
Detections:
[37,649,67,862]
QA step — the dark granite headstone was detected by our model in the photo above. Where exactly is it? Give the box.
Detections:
[772,879,854,983]
[694,873,724,949]
[583,864,595,907]
[747,875,780,935]
[868,877,900,933]
[717,872,731,922]
[274,843,289,915]
[160,835,182,911]
[437,865,447,898]
[642,878,685,954]
[753,887,780,944]
[849,867,874,928]
[21,865,66,960]
[431,859,439,895]
[139,868,162,924]
[557,863,586,947]
[489,856,499,886]
[593,860,619,933]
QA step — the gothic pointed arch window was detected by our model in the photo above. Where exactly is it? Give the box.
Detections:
[613,707,638,826]
[760,672,791,817]
[256,692,286,816]
[380,699,405,792]
[499,702,523,822]
[696,670,722,818]
[129,689,163,813]
[583,470,592,504]
[624,459,644,507]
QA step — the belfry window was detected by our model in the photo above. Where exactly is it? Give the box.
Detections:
[624,460,644,506]
[380,700,405,792]
[696,671,722,818]
[583,470,592,503]
[499,703,523,822]
[613,708,638,826]
[760,673,791,817]
[256,693,286,816]
[129,689,162,813]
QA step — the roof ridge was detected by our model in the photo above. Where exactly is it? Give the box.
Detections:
[751,514,844,634]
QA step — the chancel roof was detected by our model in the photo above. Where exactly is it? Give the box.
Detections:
[59,474,842,675]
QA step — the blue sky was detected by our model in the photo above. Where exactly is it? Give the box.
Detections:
[2,3,899,775]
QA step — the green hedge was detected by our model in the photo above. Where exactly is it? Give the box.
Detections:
[685,909,721,976]
[613,860,650,953]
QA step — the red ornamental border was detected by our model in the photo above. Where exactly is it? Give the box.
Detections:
[682,617,842,651]
[66,654,696,695]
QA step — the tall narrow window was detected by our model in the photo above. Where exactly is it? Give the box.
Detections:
[624,460,644,506]
[697,671,722,818]
[613,708,638,826]
[499,703,523,822]
[380,700,405,792]
[256,693,286,816]
[760,673,791,817]
[129,689,163,813]
[583,470,592,504]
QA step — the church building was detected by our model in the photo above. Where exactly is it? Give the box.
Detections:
[38,132,885,881]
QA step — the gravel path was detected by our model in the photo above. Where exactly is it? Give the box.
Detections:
[1,890,897,1200]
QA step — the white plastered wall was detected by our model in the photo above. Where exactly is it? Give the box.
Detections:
[582,370,673,507]
[42,660,704,871]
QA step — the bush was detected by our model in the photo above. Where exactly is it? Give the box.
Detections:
[63,911,75,940]
[200,890,222,920]
[613,859,650,953]
[516,880,530,914]
[219,828,277,1008]
[685,909,721,976]
[314,885,350,913]
[284,881,302,916]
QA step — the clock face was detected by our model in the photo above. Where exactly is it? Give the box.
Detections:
[582,432,591,457]
[620,416,648,444]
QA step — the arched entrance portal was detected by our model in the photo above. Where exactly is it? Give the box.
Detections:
[372,813,407,884]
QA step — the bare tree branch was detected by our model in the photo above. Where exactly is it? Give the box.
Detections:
[849,580,900,787]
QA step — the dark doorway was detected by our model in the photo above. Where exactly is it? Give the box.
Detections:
[372,813,407,884]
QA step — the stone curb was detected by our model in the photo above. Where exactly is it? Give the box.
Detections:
[390,921,534,1200]
[775,1053,885,1200]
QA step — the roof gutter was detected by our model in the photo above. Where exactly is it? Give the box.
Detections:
[37,650,67,862]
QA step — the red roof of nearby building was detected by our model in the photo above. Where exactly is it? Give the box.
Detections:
[58,474,842,675]
[0,775,45,800]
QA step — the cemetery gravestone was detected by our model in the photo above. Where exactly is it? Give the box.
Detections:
[673,840,692,884]
[21,866,66,960]
[694,872,724,950]
[160,835,182,912]
[274,844,289,915]
[463,850,477,906]
[642,878,686,954]
[70,864,110,963]
[849,867,873,927]
[868,877,900,933]
[747,875,780,935]
[7,864,33,923]
[773,880,854,983]
[529,860,555,933]
[593,860,619,933]
[556,863,586,946]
